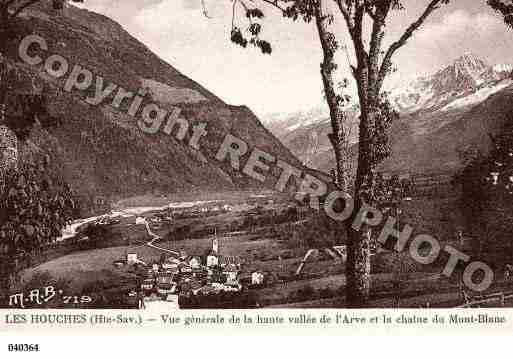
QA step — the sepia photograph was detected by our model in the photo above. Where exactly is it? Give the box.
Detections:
[1,0,513,317]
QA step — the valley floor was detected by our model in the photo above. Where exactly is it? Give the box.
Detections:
[14,190,509,309]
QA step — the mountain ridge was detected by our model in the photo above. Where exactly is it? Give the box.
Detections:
[390,53,513,113]
[4,2,308,215]
[263,54,513,176]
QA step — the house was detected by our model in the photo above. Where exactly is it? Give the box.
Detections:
[223,264,239,281]
[162,262,178,271]
[225,273,239,286]
[135,217,147,225]
[181,278,203,294]
[166,258,182,265]
[157,273,175,284]
[189,256,202,269]
[179,263,192,273]
[207,255,219,267]
[251,272,264,286]
[193,284,220,296]
[141,278,155,292]
[332,245,347,258]
[212,282,240,293]
[224,263,238,272]
[127,253,138,265]
[156,274,177,296]
[192,267,207,279]
[219,256,242,269]
[164,267,180,275]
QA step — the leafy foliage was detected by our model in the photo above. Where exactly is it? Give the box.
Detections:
[0,155,78,259]
[455,115,513,253]
[1,56,77,262]
[488,0,513,28]
[369,94,399,169]
[4,94,61,141]
[229,2,272,54]
[1,58,62,141]
[230,27,248,48]
[455,116,513,202]
[246,7,264,19]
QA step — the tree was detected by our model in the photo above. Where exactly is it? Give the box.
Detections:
[1,56,63,166]
[218,0,450,307]
[455,116,513,258]
[0,155,77,294]
[0,55,76,295]
[487,0,513,27]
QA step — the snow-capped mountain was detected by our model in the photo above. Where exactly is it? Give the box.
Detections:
[262,105,332,137]
[390,54,513,113]
[264,54,513,176]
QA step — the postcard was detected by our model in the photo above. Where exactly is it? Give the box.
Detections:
[1,1,513,355]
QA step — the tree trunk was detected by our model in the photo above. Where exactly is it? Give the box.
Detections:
[314,1,350,194]
[314,2,375,307]
[344,101,379,307]
[345,219,371,307]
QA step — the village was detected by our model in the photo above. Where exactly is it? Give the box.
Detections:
[122,231,265,310]
[84,197,285,310]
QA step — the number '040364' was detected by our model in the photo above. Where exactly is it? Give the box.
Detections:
[8,344,40,352]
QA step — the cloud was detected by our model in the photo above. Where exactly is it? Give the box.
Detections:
[385,9,511,84]
[182,0,201,10]
[133,0,228,32]
[416,10,503,42]
[78,2,513,115]
[74,0,165,25]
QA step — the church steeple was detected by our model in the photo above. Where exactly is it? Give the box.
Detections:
[212,228,219,254]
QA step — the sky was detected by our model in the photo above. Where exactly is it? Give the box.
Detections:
[75,0,513,117]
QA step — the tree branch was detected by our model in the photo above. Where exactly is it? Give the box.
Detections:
[334,0,354,30]
[256,0,286,12]
[231,0,237,28]
[487,0,513,27]
[238,0,286,14]
[377,0,445,92]
[368,0,392,97]
[352,2,369,68]
[201,0,212,18]
[364,0,379,21]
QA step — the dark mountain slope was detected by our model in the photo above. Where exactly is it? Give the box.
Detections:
[3,2,305,214]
